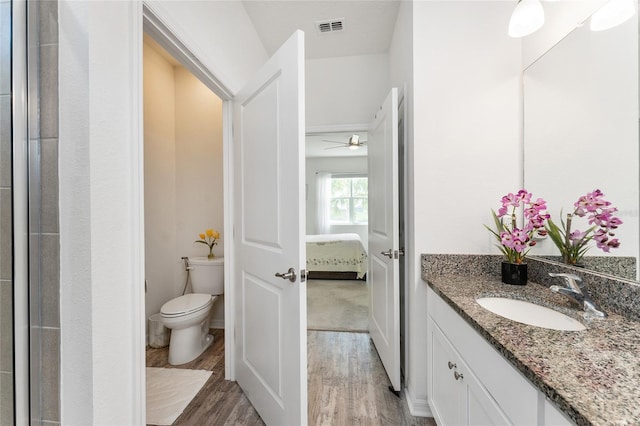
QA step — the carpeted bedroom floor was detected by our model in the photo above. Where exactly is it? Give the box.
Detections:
[307,279,369,332]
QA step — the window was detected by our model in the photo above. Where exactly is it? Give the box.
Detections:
[329,175,368,224]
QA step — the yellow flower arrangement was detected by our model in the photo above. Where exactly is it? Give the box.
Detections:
[195,228,220,259]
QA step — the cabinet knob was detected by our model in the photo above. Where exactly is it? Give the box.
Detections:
[447,361,457,370]
[454,371,464,381]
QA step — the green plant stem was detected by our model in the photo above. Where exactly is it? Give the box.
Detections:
[564,213,572,264]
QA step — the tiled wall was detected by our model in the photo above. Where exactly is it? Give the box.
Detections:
[29,1,60,424]
[0,1,14,423]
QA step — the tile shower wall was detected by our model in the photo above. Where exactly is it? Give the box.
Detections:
[29,1,60,424]
[1,1,14,424]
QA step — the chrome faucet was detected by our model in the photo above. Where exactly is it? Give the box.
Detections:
[548,273,607,318]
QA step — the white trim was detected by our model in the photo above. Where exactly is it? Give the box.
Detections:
[305,123,369,134]
[404,386,432,418]
[142,3,234,101]
[222,99,235,380]
[11,1,30,423]
[398,82,410,392]
[130,2,146,424]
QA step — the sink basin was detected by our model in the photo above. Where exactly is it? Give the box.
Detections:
[476,297,586,331]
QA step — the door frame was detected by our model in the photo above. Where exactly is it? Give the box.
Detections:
[305,123,369,135]
[142,3,237,380]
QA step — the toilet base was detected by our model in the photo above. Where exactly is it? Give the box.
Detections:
[167,323,214,365]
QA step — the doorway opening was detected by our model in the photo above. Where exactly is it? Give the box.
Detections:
[141,18,244,422]
[304,109,414,423]
[305,130,370,334]
[142,3,236,382]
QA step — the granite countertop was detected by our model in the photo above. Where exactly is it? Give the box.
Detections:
[423,273,640,426]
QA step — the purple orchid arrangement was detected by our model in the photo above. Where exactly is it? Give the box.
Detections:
[485,189,550,264]
[545,189,622,266]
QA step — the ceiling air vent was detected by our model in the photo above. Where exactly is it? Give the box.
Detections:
[316,19,345,34]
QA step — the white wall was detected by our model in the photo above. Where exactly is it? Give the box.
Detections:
[414,1,522,256]
[58,1,266,423]
[174,66,225,326]
[143,40,179,334]
[144,44,225,335]
[305,156,368,247]
[306,54,390,128]
[406,0,522,415]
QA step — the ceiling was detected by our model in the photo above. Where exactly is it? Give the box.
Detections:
[241,0,401,59]
[242,1,397,157]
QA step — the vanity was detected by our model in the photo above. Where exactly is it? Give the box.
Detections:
[423,272,640,426]
[419,2,640,424]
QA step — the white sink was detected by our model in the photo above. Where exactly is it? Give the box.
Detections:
[476,297,586,331]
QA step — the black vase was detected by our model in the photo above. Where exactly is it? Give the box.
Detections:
[501,261,528,285]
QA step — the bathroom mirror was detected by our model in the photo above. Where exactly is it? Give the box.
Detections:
[523,3,640,281]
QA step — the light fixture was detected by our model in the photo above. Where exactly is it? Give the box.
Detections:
[590,0,635,32]
[348,135,360,150]
[508,0,545,38]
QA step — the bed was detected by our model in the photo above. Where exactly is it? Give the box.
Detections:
[306,233,368,280]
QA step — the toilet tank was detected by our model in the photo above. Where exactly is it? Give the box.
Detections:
[188,257,224,295]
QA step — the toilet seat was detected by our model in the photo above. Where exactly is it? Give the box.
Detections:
[161,293,213,318]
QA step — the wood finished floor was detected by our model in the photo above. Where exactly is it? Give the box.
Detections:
[146,329,436,426]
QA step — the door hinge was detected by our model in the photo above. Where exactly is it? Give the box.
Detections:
[393,249,405,259]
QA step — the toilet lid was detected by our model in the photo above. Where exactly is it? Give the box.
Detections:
[161,293,213,317]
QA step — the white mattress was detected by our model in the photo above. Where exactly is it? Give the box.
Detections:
[306,233,368,278]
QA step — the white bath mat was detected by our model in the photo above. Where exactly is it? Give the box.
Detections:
[146,367,212,425]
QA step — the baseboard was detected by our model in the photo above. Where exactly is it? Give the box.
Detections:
[404,386,432,418]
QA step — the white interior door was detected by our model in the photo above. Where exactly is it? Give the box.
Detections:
[368,88,401,391]
[232,30,307,426]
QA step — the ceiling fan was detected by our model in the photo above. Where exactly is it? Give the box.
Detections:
[322,134,367,150]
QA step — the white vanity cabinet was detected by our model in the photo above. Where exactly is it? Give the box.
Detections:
[427,286,575,426]
[429,317,510,425]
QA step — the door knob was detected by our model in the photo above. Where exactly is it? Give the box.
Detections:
[275,267,297,282]
[381,249,393,259]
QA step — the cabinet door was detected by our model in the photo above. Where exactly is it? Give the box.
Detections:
[466,372,511,425]
[428,318,464,426]
[429,317,512,426]
[544,398,574,425]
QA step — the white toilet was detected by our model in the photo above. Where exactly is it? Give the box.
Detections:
[160,257,224,365]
